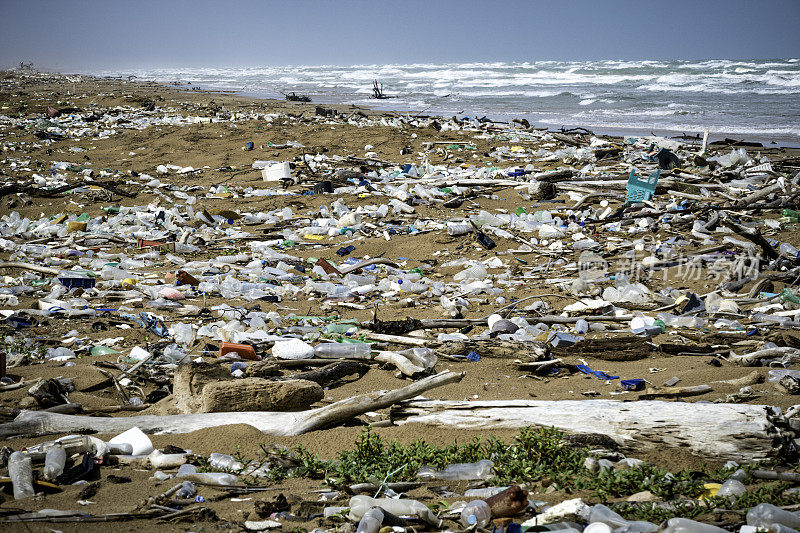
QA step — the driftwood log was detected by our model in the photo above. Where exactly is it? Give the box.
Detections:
[0,371,463,438]
[392,399,789,463]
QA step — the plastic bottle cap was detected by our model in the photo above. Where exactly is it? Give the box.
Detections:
[467,515,477,525]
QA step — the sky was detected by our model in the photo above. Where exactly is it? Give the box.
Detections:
[0,0,798,71]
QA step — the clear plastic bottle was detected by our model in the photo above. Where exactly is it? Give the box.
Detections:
[587,504,629,528]
[460,499,492,528]
[356,506,384,533]
[43,445,66,482]
[314,343,371,359]
[177,481,196,499]
[447,223,473,236]
[180,472,238,485]
[748,503,800,528]
[348,495,440,527]
[660,518,728,532]
[779,243,800,259]
[464,487,508,499]
[8,452,35,499]
[417,459,494,481]
[716,478,746,498]
[208,452,243,471]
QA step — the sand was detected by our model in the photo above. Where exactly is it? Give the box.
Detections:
[1,70,799,530]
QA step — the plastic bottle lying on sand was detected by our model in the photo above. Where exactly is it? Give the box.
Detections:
[464,487,509,499]
[460,500,491,528]
[417,459,494,481]
[660,518,728,532]
[179,472,238,486]
[208,452,243,471]
[43,445,66,482]
[356,507,384,533]
[348,495,441,527]
[314,343,371,359]
[748,503,800,528]
[8,452,35,499]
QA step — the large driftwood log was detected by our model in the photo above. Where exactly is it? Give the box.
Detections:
[0,371,464,438]
[392,399,786,462]
[171,363,323,413]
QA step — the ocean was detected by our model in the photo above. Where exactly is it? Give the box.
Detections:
[95,59,800,145]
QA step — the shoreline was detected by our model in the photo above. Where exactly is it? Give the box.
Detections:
[122,72,800,149]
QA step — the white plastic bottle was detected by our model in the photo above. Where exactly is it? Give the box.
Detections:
[460,499,491,528]
[43,445,66,482]
[8,452,35,499]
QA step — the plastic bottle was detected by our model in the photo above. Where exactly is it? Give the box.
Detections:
[43,445,66,482]
[417,459,494,481]
[586,504,630,529]
[748,503,800,528]
[464,487,509,499]
[8,452,35,499]
[180,472,238,485]
[779,243,800,259]
[447,223,473,236]
[356,507,384,533]
[460,500,492,528]
[208,452,243,471]
[177,481,196,499]
[716,478,746,498]
[348,495,441,527]
[454,263,487,281]
[148,449,187,469]
[314,343,371,359]
[660,518,728,532]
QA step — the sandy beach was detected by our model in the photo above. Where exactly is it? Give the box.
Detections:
[2,70,800,531]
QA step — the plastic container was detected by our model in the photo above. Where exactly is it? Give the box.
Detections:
[272,338,314,360]
[660,518,728,532]
[149,449,187,468]
[219,342,259,361]
[460,500,492,528]
[356,506,384,533]
[43,445,66,482]
[208,452,243,471]
[108,426,154,456]
[8,452,35,499]
[780,242,800,259]
[748,503,800,528]
[447,223,473,236]
[314,343,371,359]
[180,472,238,485]
[716,478,746,498]
[177,481,196,499]
[464,487,509,499]
[417,459,494,481]
[348,495,440,527]
[262,162,291,182]
[587,504,630,529]
[454,263,487,281]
